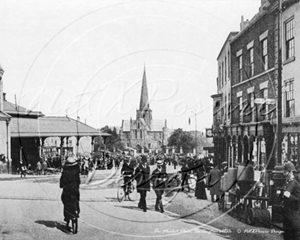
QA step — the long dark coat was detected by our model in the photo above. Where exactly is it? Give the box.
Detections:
[195,167,207,199]
[208,166,222,196]
[60,163,81,221]
[283,178,300,240]
[151,168,167,190]
[134,163,150,192]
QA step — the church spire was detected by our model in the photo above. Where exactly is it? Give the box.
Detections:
[139,65,149,111]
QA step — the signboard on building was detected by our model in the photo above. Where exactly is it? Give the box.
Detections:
[206,128,213,138]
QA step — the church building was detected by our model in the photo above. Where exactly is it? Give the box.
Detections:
[119,68,170,154]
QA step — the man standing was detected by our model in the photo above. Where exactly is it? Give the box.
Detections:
[134,155,150,212]
[151,159,167,213]
[281,161,300,240]
[180,161,190,192]
[208,164,222,202]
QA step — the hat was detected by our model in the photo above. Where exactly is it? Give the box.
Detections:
[284,162,296,172]
[65,156,77,166]
[141,155,147,163]
[156,160,163,165]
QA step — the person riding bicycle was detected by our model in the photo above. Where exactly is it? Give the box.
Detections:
[121,156,134,195]
[60,155,80,233]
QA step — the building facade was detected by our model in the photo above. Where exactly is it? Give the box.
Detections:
[280,0,300,167]
[212,31,238,167]
[212,0,281,170]
[213,0,300,170]
[119,68,170,154]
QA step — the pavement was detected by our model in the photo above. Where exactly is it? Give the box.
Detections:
[0,166,228,240]
[0,165,284,240]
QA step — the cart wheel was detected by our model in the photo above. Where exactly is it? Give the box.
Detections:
[71,218,78,234]
[117,185,125,202]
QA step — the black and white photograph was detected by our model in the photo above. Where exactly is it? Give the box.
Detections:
[0,0,298,239]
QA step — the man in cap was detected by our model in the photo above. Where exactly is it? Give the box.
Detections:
[134,155,150,212]
[281,161,300,240]
[151,158,167,213]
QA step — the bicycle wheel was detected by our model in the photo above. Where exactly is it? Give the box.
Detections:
[188,177,196,191]
[71,218,78,234]
[117,185,125,202]
[127,182,138,201]
[165,176,181,196]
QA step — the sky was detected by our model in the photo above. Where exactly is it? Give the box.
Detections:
[0,0,261,132]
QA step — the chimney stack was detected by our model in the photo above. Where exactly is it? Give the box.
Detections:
[240,15,250,31]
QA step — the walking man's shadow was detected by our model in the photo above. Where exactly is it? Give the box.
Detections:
[35,220,71,234]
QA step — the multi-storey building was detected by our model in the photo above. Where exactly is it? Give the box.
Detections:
[212,32,238,166]
[280,0,300,167]
[228,3,278,170]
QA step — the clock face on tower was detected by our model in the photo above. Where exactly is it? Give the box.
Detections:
[206,129,213,138]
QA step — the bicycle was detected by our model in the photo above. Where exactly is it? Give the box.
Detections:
[117,176,136,202]
[164,171,197,196]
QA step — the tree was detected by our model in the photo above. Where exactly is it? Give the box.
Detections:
[100,126,125,152]
[167,128,196,154]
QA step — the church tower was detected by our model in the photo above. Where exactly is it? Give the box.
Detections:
[136,66,152,127]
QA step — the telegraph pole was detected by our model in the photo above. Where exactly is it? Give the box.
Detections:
[190,111,198,157]
[277,0,282,165]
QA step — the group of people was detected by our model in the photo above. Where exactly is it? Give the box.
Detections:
[58,152,222,233]
[120,155,167,213]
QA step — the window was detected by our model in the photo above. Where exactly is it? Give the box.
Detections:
[222,62,224,86]
[263,89,268,120]
[140,130,142,138]
[228,50,230,79]
[228,93,231,121]
[249,47,254,77]
[225,56,227,83]
[285,81,295,117]
[262,39,268,71]
[250,93,254,122]
[218,66,221,88]
[238,55,243,82]
[239,97,243,122]
[285,18,295,60]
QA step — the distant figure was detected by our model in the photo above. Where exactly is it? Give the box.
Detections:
[60,156,80,233]
[20,160,27,178]
[180,161,190,192]
[36,161,42,175]
[42,160,48,175]
[195,163,207,200]
[208,164,222,202]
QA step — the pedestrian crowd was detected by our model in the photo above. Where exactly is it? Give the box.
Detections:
[116,152,226,213]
